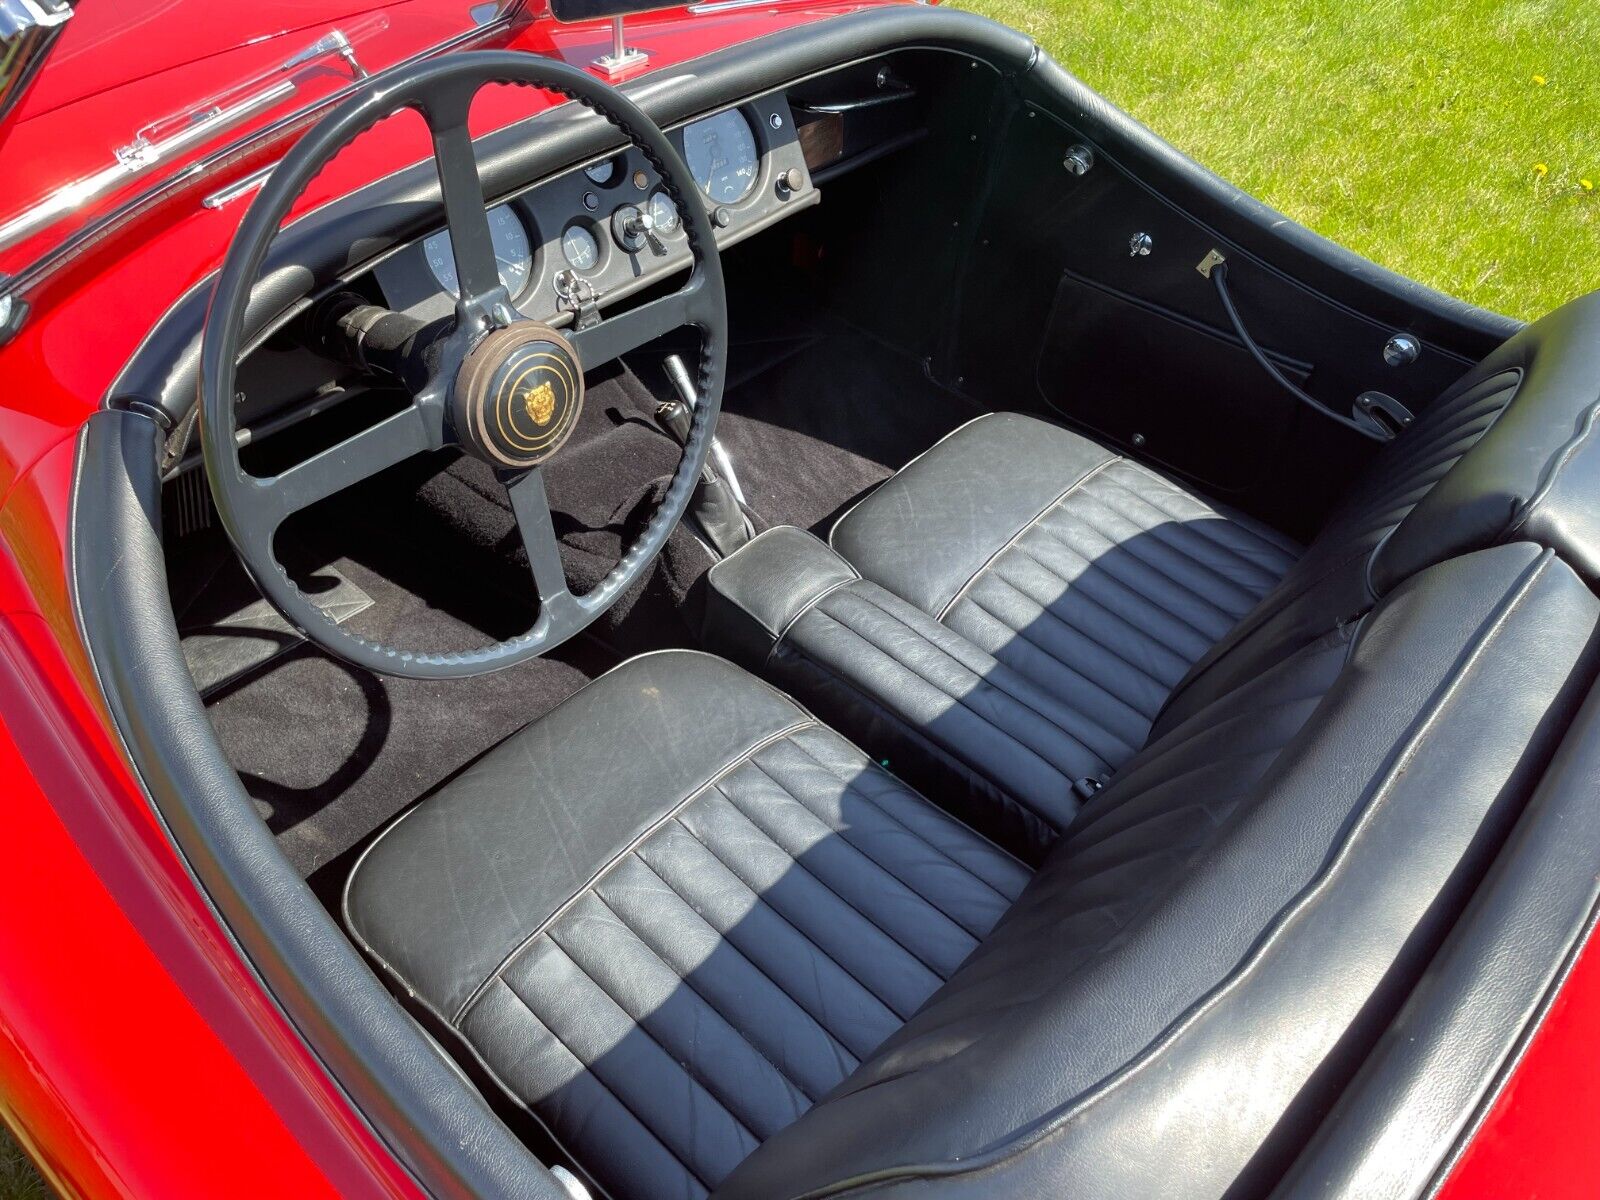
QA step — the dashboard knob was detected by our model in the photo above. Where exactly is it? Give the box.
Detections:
[777,167,804,196]
[612,204,666,255]
[712,206,733,228]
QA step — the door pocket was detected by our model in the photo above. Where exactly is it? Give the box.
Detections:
[1036,272,1311,494]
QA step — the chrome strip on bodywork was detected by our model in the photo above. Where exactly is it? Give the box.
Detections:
[0,3,525,335]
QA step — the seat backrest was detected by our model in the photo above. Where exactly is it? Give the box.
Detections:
[1161,289,1600,731]
[713,542,1600,1200]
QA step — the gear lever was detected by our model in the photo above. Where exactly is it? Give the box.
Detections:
[658,354,752,555]
[664,354,747,504]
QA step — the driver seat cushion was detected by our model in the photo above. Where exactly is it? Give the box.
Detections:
[343,651,1029,1200]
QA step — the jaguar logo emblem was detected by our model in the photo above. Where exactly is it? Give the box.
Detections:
[521,380,557,426]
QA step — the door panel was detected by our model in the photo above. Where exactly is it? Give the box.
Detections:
[942,88,1487,536]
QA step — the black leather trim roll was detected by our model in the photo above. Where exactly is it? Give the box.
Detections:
[1271,673,1600,1200]
[69,409,564,1200]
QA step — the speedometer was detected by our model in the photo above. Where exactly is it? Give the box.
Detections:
[683,109,759,205]
[422,204,532,298]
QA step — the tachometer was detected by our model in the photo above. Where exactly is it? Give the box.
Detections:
[423,203,532,298]
[683,109,759,205]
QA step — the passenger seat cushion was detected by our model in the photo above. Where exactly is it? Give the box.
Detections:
[833,412,1299,748]
[344,652,1029,1200]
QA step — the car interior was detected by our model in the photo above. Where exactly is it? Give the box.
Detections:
[74,12,1600,1200]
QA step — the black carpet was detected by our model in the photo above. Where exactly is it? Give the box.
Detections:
[713,328,982,534]
[173,365,707,895]
[173,335,980,901]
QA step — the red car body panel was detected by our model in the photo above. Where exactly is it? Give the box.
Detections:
[0,0,1592,1194]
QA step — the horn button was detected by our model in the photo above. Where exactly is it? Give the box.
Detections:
[454,323,585,469]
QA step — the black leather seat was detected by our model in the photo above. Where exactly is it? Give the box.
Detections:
[346,292,1600,1199]
[344,651,1031,1200]
[705,290,1600,858]
[348,546,1598,1200]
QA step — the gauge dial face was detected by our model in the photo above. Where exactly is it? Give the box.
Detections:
[561,224,600,271]
[423,204,532,298]
[684,109,759,204]
[585,157,619,186]
[647,191,681,234]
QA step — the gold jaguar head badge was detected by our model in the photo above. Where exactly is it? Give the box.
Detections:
[522,380,557,426]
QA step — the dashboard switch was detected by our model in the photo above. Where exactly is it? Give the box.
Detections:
[777,167,804,197]
[612,204,665,255]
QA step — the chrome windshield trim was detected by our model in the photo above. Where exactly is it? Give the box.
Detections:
[0,18,393,255]
[0,0,73,126]
[685,0,777,13]
[0,10,520,323]
[202,164,277,210]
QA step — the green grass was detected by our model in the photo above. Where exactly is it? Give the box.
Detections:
[0,1130,48,1200]
[954,0,1599,319]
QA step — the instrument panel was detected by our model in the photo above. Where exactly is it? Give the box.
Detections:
[374,93,815,329]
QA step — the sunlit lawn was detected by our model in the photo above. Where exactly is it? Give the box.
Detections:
[0,1133,48,1200]
[955,0,1599,319]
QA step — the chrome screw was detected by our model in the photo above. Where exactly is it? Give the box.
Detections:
[1064,144,1095,175]
[1383,332,1421,367]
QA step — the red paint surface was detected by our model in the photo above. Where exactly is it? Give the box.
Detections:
[1435,922,1600,1199]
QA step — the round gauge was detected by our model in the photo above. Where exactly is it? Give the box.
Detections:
[585,157,620,187]
[647,190,681,234]
[423,204,533,298]
[684,109,759,205]
[561,224,600,272]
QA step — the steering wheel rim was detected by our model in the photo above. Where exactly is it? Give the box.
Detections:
[198,51,727,679]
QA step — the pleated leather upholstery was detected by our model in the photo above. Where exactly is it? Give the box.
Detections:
[1163,366,1523,724]
[764,574,1137,860]
[938,456,1300,750]
[718,543,1600,1200]
[830,620,1356,1077]
[347,652,1028,1200]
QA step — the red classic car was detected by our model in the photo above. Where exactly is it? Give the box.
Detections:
[0,0,1596,1196]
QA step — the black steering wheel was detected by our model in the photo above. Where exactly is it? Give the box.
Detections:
[198,52,726,679]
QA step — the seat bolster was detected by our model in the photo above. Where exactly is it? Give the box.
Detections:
[343,651,812,1019]
[1372,289,1600,594]
[831,412,1119,616]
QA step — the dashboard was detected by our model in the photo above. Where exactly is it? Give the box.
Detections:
[373,93,817,327]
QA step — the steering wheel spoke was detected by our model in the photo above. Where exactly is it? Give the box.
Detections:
[503,467,583,619]
[570,275,709,369]
[424,88,509,316]
[260,402,438,525]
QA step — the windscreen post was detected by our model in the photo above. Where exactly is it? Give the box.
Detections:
[592,14,648,77]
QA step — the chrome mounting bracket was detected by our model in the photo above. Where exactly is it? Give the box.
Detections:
[592,15,648,78]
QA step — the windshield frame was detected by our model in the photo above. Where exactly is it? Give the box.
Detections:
[0,1,530,330]
[0,0,74,127]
